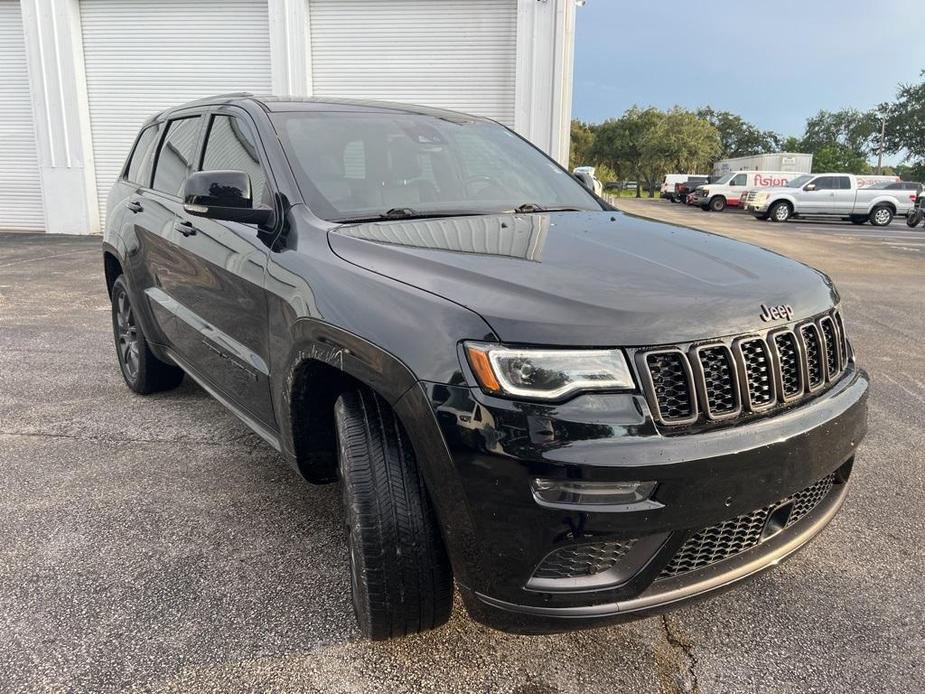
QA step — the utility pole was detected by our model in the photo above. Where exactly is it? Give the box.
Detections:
[877,117,886,175]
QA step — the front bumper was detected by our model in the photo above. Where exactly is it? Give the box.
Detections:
[744,202,770,213]
[401,366,868,633]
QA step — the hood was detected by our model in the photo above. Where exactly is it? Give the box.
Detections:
[327,211,837,346]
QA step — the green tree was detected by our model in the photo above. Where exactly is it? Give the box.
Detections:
[881,70,925,167]
[697,107,781,158]
[811,144,871,174]
[591,107,663,197]
[801,108,879,158]
[640,108,721,196]
[569,120,596,170]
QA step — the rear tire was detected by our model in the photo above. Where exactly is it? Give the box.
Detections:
[110,276,184,394]
[907,209,924,228]
[334,389,453,640]
[709,196,727,212]
[869,206,894,226]
[769,201,792,223]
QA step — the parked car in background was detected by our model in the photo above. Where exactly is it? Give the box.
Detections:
[661,173,706,199]
[742,173,915,225]
[673,176,710,203]
[694,170,807,212]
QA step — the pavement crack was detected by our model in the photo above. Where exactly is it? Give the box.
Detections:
[660,614,700,694]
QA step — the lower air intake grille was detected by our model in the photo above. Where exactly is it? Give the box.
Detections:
[533,539,637,579]
[658,474,837,579]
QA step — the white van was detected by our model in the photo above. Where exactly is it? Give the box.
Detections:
[694,171,807,212]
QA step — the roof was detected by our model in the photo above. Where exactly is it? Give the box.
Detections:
[154,92,487,123]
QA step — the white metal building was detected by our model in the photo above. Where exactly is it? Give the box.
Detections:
[0,0,578,235]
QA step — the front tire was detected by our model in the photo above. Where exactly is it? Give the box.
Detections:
[111,276,184,394]
[334,389,453,640]
[709,196,727,212]
[769,201,792,223]
[869,206,894,227]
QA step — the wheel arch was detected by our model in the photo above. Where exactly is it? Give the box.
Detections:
[278,319,421,483]
[102,243,125,298]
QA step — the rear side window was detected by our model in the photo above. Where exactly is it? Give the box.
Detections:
[125,124,161,186]
[812,176,834,190]
[201,115,268,205]
[836,176,851,190]
[152,116,202,196]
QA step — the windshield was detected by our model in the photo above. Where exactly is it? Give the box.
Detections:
[785,175,814,188]
[271,112,603,222]
[712,173,734,185]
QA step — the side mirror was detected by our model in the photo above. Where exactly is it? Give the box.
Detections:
[182,170,274,226]
[573,171,595,193]
[804,183,816,192]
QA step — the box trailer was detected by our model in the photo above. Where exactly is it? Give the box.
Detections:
[713,153,813,178]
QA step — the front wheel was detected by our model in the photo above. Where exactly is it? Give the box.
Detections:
[769,201,792,223]
[335,389,453,640]
[709,196,727,212]
[869,206,894,227]
[110,276,184,394]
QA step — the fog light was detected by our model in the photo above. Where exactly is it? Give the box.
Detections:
[530,478,658,509]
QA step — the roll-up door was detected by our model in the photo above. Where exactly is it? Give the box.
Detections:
[80,0,273,224]
[0,0,44,231]
[310,0,517,126]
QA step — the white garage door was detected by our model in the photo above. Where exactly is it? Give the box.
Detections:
[0,0,44,231]
[310,0,517,126]
[80,0,273,224]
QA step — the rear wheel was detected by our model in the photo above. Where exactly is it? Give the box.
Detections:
[334,389,453,640]
[869,206,894,227]
[709,196,727,212]
[906,209,924,228]
[769,201,792,223]
[110,276,184,394]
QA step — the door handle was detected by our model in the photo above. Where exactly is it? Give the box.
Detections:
[127,200,143,213]
[174,220,199,237]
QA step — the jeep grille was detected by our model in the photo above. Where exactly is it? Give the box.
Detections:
[635,309,849,428]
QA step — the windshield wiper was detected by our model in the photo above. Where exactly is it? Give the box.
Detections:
[510,203,583,214]
[332,207,493,224]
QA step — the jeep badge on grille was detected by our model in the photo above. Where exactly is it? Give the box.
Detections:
[759,303,794,322]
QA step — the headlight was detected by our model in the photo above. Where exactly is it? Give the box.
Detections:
[464,342,635,400]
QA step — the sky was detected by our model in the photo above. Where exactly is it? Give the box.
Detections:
[572,0,925,160]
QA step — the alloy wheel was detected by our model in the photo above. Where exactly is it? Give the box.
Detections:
[116,290,140,381]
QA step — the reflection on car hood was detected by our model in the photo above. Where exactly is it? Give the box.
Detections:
[328,211,837,346]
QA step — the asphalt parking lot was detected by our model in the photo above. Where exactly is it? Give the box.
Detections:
[1,210,923,692]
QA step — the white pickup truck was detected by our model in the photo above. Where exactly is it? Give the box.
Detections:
[742,173,915,226]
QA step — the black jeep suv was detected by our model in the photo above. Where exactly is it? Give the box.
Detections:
[102,94,868,639]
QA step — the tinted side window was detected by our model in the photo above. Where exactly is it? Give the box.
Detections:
[731,173,747,186]
[126,124,162,187]
[836,176,851,190]
[152,117,202,196]
[201,115,268,204]
[812,176,834,190]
